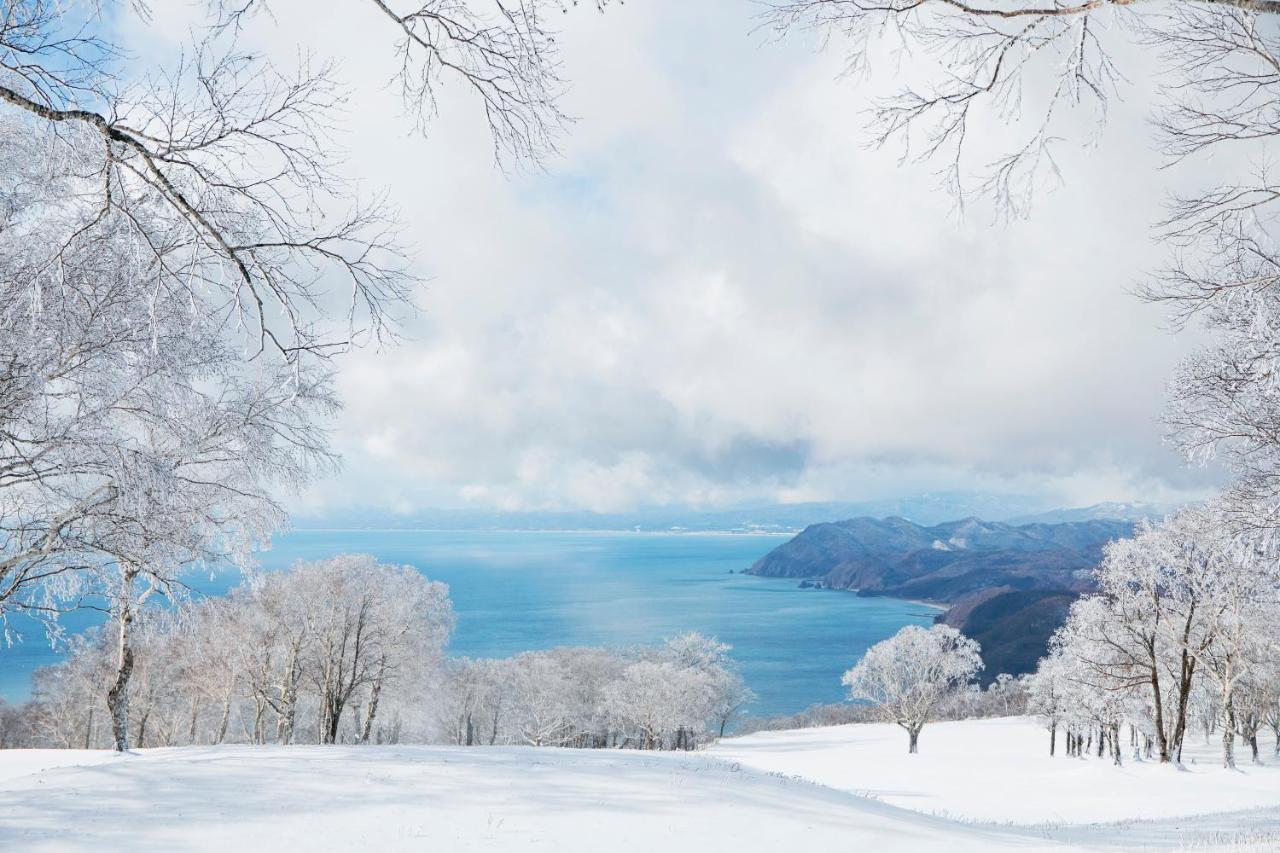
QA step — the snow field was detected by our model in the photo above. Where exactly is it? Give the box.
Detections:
[0,717,1276,851]
[712,716,1280,824]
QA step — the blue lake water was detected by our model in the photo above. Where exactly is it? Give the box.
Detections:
[0,530,937,717]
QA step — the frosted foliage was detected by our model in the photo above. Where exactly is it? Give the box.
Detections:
[18,555,454,748]
[439,632,753,751]
[0,0,624,632]
[842,624,983,752]
[1165,278,1280,513]
[0,0,411,629]
[0,114,339,628]
[769,0,1280,222]
[1042,503,1280,768]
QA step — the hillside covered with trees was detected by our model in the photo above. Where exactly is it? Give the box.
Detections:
[746,516,1134,679]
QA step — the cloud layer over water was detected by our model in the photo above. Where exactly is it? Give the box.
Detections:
[183,1,1220,513]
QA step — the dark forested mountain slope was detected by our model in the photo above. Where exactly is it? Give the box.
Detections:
[745,516,1134,681]
[938,589,1080,682]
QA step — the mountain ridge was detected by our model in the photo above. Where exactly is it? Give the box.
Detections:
[290,497,1171,534]
[745,515,1135,681]
[288,492,1058,532]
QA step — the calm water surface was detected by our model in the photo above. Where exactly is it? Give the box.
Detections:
[0,530,936,717]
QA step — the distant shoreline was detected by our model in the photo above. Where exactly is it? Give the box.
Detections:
[905,599,948,611]
[286,527,798,537]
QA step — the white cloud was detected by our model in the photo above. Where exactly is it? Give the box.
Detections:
[191,0,1221,514]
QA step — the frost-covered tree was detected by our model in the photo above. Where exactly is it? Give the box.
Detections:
[439,658,515,747]
[290,556,453,745]
[0,185,340,750]
[1026,651,1071,757]
[605,660,694,750]
[712,673,756,739]
[767,0,1280,537]
[508,651,577,747]
[431,635,749,751]
[0,2,380,750]
[1250,654,1280,759]
[552,646,626,748]
[1,0,612,749]
[653,632,750,748]
[1173,533,1280,769]
[13,555,454,749]
[842,624,983,753]
[1038,503,1280,769]
[767,0,1280,216]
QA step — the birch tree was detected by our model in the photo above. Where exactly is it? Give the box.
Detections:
[295,555,452,744]
[1026,650,1070,756]
[1040,504,1280,769]
[15,555,455,748]
[1175,527,1279,769]
[1,0,609,748]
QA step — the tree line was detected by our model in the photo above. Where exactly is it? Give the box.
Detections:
[0,0,609,754]
[1027,504,1280,769]
[438,634,753,751]
[818,504,1280,766]
[0,555,752,752]
[5,556,452,749]
[737,670,1028,736]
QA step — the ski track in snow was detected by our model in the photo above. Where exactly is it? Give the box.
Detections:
[0,717,1276,851]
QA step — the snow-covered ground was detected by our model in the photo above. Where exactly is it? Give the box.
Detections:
[0,750,116,785]
[0,743,1055,852]
[0,717,1276,851]
[712,716,1280,824]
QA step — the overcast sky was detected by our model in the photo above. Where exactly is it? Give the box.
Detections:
[149,1,1223,515]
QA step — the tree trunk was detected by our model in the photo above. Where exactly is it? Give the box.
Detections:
[106,570,138,752]
[276,681,298,745]
[274,640,302,745]
[1222,691,1236,770]
[360,669,384,745]
[1049,723,1056,757]
[324,697,343,744]
[1148,666,1170,762]
[252,697,268,744]
[215,690,233,745]
[1169,614,1198,760]
[908,726,921,754]
[188,698,201,745]
[135,709,151,749]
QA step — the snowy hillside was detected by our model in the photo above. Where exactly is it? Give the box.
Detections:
[1,717,1276,851]
[712,717,1280,825]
